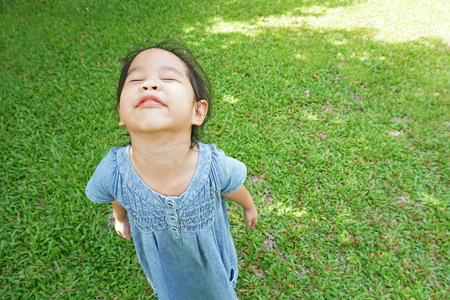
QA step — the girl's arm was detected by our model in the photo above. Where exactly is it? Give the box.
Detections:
[112,200,131,240]
[221,185,258,228]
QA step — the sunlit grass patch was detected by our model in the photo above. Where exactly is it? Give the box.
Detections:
[306,0,450,44]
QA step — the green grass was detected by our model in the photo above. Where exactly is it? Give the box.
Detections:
[1,0,449,298]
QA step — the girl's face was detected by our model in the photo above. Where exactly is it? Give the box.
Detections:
[118,48,207,138]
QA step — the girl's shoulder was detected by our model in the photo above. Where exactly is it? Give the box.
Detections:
[200,143,243,165]
[198,142,247,194]
[85,146,126,203]
[199,142,230,161]
[98,146,126,167]
[88,145,130,181]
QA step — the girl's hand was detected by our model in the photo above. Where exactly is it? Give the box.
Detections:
[243,204,258,229]
[112,200,131,240]
[115,215,131,240]
[222,185,258,229]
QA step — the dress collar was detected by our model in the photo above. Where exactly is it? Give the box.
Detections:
[117,142,211,203]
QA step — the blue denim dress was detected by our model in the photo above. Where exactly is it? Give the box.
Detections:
[86,143,246,299]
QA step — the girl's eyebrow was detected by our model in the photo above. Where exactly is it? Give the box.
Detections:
[127,66,144,76]
[158,66,184,76]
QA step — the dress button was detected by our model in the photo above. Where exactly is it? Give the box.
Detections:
[170,227,179,233]
[169,216,177,222]
[165,200,175,209]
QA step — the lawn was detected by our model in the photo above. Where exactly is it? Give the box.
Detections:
[1,0,449,299]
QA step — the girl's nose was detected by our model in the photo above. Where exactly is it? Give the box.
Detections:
[141,80,160,91]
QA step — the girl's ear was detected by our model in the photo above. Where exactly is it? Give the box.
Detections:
[117,103,126,127]
[192,100,208,126]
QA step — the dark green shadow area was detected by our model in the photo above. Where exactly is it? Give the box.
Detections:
[1,0,448,298]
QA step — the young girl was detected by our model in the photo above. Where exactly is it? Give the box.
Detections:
[85,40,258,299]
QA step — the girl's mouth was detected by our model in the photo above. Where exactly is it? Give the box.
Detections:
[137,95,165,107]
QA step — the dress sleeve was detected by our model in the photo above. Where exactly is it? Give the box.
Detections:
[210,145,247,194]
[85,148,119,204]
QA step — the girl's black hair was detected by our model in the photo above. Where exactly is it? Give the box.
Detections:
[117,40,213,145]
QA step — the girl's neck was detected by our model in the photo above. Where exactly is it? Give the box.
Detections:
[128,134,199,196]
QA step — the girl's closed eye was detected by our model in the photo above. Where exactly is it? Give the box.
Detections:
[161,78,179,82]
[160,74,181,82]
